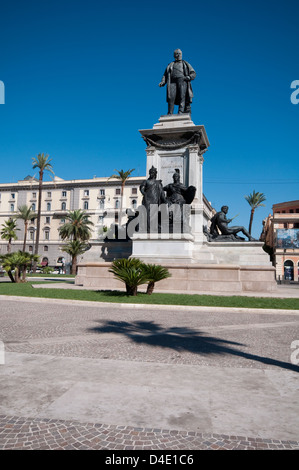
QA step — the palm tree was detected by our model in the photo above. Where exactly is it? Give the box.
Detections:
[108,168,135,225]
[15,205,37,251]
[108,258,148,296]
[0,251,39,283]
[61,240,89,275]
[59,209,94,242]
[142,263,171,295]
[245,191,266,235]
[32,153,54,270]
[1,218,19,253]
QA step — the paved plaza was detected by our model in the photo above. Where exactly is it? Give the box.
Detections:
[0,294,299,450]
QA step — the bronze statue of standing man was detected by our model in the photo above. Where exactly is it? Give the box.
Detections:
[159,49,196,115]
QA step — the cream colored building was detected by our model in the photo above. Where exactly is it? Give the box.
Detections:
[0,174,215,272]
[0,175,145,272]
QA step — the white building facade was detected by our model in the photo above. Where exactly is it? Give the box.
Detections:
[0,175,145,272]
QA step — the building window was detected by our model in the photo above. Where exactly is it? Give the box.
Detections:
[115,200,120,209]
[29,245,33,252]
[44,246,48,252]
[32,192,37,199]
[61,202,66,210]
[46,216,50,224]
[99,199,105,209]
[84,189,89,196]
[44,230,50,240]
[10,204,14,212]
[31,203,36,211]
[29,230,35,240]
[11,193,15,199]
[115,188,121,195]
[284,260,294,281]
[115,212,119,222]
[132,199,137,209]
[47,202,51,211]
[47,192,52,198]
[83,201,89,210]
[98,215,104,223]
[100,189,105,196]
[60,218,66,224]
[62,191,67,197]
[132,188,138,195]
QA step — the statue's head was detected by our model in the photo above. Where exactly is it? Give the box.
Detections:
[149,166,157,178]
[173,168,180,182]
[221,205,229,213]
[174,49,182,61]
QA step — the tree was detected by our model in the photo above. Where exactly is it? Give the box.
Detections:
[0,251,39,283]
[108,258,148,296]
[59,209,94,242]
[142,263,171,295]
[15,205,37,251]
[61,240,89,275]
[1,218,19,253]
[108,259,171,296]
[32,153,54,271]
[108,168,135,225]
[245,191,266,235]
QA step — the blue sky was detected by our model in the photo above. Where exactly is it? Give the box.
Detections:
[0,0,298,238]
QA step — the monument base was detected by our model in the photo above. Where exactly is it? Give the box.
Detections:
[76,240,277,294]
[75,261,277,293]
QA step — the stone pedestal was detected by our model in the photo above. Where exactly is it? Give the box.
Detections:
[139,114,210,243]
[131,233,194,264]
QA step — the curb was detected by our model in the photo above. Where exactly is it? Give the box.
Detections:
[0,294,299,315]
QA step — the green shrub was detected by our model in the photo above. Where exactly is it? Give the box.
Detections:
[109,258,171,296]
[142,263,171,295]
[109,258,148,296]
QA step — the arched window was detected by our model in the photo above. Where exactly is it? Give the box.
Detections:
[115,200,120,209]
[10,204,14,212]
[61,202,66,210]
[132,199,137,209]
[84,201,89,210]
[29,230,35,240]
[31,203,36,211]
[284,260,294,281]
[47,202,51,211]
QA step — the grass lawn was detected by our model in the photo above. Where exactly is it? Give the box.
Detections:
[0,280,298,310]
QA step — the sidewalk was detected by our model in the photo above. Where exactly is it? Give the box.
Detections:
[0,295,298,450]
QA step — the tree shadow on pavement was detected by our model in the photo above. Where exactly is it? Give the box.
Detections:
[89,320,299,373]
